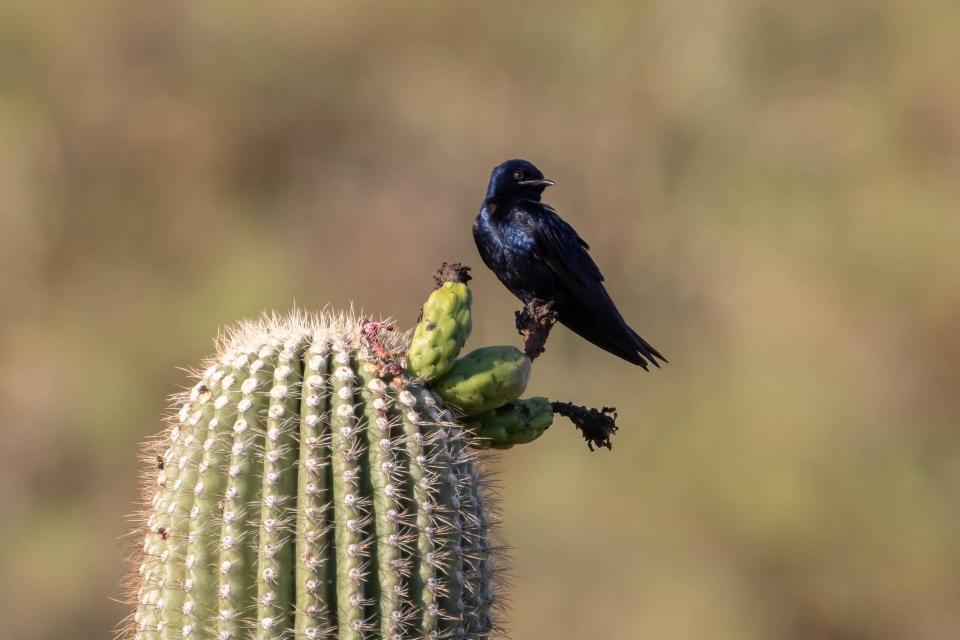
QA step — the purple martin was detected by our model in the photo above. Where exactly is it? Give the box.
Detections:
[472,159,666,369]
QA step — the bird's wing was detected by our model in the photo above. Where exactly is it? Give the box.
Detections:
[529,202,604,286]
[529,203,665,368]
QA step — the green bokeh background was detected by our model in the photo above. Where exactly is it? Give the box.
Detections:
[2,2,958,639]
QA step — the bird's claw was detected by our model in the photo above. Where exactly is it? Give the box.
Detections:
[515,299,558,360]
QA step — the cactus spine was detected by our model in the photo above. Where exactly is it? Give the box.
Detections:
[130,314,499,640]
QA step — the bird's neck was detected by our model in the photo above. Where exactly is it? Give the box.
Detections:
[484,194,540,219]
[482,198,513,224]
[485,189,542,205]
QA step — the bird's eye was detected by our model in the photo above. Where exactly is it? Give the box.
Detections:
[512,170,525,181]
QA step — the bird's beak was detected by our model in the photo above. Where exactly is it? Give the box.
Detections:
[519,178,555,188]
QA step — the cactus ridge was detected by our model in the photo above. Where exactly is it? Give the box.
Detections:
[127,311,505,640]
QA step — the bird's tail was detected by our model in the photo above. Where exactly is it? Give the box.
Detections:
[568,312,666,370]
[630,327,667,369]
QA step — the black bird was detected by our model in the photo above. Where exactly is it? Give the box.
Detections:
[473,158,666,369]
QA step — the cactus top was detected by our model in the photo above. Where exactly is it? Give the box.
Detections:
[126,311,503,640]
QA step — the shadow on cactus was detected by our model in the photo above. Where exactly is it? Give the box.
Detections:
[124,264,619,640]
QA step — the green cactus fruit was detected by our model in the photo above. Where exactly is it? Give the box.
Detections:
[129,312,501,640]
[431,346,532,416]
[463,397,554,449]
[406,264,473,382]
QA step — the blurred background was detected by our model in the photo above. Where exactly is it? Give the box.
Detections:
[2,1,959,638]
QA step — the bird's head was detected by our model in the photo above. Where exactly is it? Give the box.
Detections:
[486,159,555,201]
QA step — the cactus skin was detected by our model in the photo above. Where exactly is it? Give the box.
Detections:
[129,313,501,640]
[406,281,473,382]
[431,346,532,416]
[464,397,554,449]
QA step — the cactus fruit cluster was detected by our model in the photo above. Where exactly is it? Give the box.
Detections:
[406,265,532,427]
[126,265,619,640]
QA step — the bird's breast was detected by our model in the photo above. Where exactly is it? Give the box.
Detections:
[499,219,535,252]
[479,207,533,258]
[473,203,546,303]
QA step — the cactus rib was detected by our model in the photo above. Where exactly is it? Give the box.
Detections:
[295,339,335,638]
[218,343,274,640]
[184,359,247,634]
[256,336,308,638]
[357,363,406,639]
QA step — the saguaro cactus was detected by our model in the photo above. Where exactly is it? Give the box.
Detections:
[130,313,500,640]
[127,265,623,640]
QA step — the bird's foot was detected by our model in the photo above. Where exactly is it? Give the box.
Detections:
[551,402,619,451]
[515,299,558,360]
[431,262,472,288]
